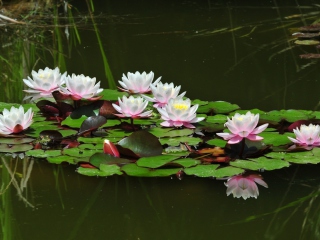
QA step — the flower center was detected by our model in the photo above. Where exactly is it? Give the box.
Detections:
[173,103,188,111]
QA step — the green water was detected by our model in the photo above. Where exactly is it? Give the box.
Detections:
[1,0,320,239]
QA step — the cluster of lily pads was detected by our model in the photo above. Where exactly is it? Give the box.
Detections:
[1,67,320,200]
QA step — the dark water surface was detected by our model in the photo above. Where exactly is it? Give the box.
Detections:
[1,1,320,239]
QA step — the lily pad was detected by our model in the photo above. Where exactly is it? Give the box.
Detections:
[230,157,290,170]
[198,101,239,114]
[47,155,76,164]
[160,136,202,147]
[100,89,128,101]
[26,149,61,158]
[0,144,34,153]
[61,116,87,128]
[136,155,179,168]
[206,138,226,147]
[0,138,34,144]
[118,131,163,157]
[259,132,295,146]
[121,163,181,177]
[184,165,244,178]
[172,158,201,167]
[89,153,131,167]
[77,166,119,177]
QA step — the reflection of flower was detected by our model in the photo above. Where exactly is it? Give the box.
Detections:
[0,106,33,134]
[142,81,186,108]
[23,67,66,101]
[217,111,268,144]
[103,139,120,157]
[157,96,204,128]
[112,96,153,118]
[118,71,161,93]
[225,174,268,200]
[59,74,103,100]
[288,124,320,147]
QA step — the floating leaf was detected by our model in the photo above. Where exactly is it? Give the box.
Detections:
[0,144,34,153]
[260,132,295,146]
[62,148,101,158]
[206,139,226,147]
[295,40,320,45]
[118,131,163,157]
[26,149,61,158]
[79,116,107,134]
[89,153,131,167]
[77,167,112,177]
[47,155,76,164]
[0,138,34,144]
[206,115,228,124]
[230,157,290,170]
[136,155,178,168]
[121,164,181,177]
[99,164,123,176]
[184,165,244,178]
[101,89,127,101]
[198,101,239,114]
[172,158,200,167]
[61,116,87,128]
[160,136,202,147]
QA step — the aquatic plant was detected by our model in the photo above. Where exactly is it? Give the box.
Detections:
[112,95,153,119]
[217,111,268,144]
[225,173,268,200]
[288,124,320,148]
[23,67,67,101]
[103,139,120,157]
[118,71,161,94]
[157,96,204,128]
[59,74,103,101]
[0,106,33,134]
[142,81,186,108]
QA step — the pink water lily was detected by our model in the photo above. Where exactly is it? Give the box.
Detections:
[225,174,268,200]
[0,106,33,134]
[157,96,204,128]
[118,71,161,93]
[23,67,66,101]
[288,124,320,147]
[217,111,268,144]
[112,96,152,119]
[142,81,186,108]
[59,74,103,100]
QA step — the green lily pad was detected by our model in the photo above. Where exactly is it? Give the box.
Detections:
[259,132,295,146]
[77,166,115,177]
[26,149,61,158]
[77,137,105,144]
[0,138,34,144]
[172,158,200,167]
[160,136,202,147]
[230,157,290,170]
[0,144,34,153]
[100,89,128,101]
[184,165,244,178]
[136,155,179,168]
[62,148,101,158]
[198,101,239,114]
[121,163,181,177]
[89,153,131,167]
[206,138,226,147]
[206,115,228,124]
[47,155,76,164]
[295,40,320,45]
[61,115,87,128]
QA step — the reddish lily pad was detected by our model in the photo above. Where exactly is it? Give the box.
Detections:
[118,131,163,157]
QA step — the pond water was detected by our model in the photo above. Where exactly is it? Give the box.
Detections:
[1,0,320,239]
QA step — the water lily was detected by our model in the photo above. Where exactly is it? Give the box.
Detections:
[112,96,153,119]
[23,67,66,101]
[142,81,186,108]
[59,74,103,100]
[225,174,268,200]
[103,139,120,157]
[288,124,320,147]
[0,106,33,134]
[118,71,161,93]
[217,111,268,144]
[157,96,204,128]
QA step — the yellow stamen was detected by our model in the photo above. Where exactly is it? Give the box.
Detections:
[173,103,188,110]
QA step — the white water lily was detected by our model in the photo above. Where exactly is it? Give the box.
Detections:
[217,111,268,144]
[288,124,320,147]
[112,96,152,118]
[157,96,204,128]
[23,67,66,101]
[118,71,161,93]
[0,106,33,134]
[59,74,103,100]
[142,81,186,108]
